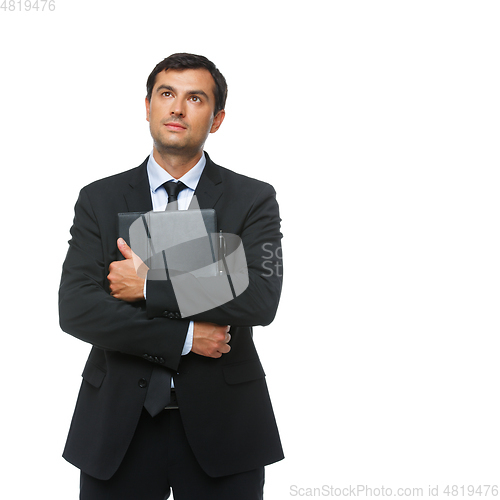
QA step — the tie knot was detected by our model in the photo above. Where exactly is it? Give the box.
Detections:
[163,181,187,209]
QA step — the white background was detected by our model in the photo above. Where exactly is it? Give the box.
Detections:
[1,1,499,498]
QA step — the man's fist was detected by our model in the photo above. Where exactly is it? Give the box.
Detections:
[192,322,231,358]
[107,238,147,302]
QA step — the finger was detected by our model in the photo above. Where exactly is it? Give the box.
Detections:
[117,238,134,260]
[118,238,148,276]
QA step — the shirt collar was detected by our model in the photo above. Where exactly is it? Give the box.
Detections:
[147,151,206,194]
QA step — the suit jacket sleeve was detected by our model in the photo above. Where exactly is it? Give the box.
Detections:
[145,182,283,327]
[59,186,188,371]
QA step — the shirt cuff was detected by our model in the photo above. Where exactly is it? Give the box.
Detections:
[182,321,194,355]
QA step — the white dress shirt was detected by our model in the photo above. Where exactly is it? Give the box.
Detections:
[145,151,207,355]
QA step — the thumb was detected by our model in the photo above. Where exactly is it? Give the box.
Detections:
[117,238,134,260]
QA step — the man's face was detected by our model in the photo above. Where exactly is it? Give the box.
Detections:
[146,68,225,158]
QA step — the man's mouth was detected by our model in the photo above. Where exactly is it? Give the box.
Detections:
[164,121,187,130]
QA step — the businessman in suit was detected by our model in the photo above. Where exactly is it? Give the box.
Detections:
[59,53,283,499]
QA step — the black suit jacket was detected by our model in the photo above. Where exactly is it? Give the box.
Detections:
[59,153,284,480]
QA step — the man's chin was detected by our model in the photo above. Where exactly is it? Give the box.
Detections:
[155,139,188,153]
[154,141,203,160]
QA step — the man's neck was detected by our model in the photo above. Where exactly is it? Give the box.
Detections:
[152,148,204,179]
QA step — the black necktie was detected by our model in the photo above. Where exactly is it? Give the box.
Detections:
[164,181,187,211]
[143,181,187,417]
[143,366,172,417]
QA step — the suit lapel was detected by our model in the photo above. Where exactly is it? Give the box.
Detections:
[123,158,154,213]
[192,152,223,210]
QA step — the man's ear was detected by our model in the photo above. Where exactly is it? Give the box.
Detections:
[145,97,150,122]
[210,110,225,133]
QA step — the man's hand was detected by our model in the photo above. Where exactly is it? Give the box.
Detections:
[108,238,148,302]
[192,322,231,358]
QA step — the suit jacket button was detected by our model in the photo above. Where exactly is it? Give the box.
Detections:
[159,357,165,364]
[138,378,147,388]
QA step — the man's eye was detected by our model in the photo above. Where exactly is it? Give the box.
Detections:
[190,96,201,102]
[162,91,172,97]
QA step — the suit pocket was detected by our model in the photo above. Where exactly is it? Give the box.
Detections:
[223,359,266,385]
[82,361,106,388]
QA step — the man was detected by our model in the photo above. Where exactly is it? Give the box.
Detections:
[59,53,284,499]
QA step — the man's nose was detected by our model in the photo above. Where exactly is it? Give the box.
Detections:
[170,99,185,117]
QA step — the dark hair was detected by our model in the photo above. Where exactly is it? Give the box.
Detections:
[146,53,227,115]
